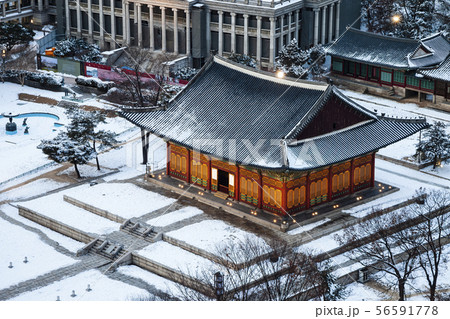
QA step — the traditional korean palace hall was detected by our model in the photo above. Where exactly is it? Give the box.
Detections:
[120,56,427,224]
[327,28,450,105]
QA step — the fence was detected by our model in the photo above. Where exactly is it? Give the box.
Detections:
[35,30,57,54]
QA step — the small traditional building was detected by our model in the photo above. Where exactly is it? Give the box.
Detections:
[419,54,450,104]
[120,56,427,217]
[327,28,450,104]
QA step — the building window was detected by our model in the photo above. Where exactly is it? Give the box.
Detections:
[332,59,343,73]
[288,185,306,209]
[310,178,328,205]
[393,70,404,84]
[354,164,371,185]
[360,64,367,78]
[406,76,420,87]
[381,69,392,83]
[421,79,434,91]
[332,171,350,193]
[171,152,186,176]
[263,185,281,208]
[240,176,258,205]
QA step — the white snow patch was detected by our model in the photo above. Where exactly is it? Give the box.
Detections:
[0,179,69,202]
[147,206,203,227]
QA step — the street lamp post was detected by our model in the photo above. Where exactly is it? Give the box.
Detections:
[1,47,6,83]
[214,272,224,301]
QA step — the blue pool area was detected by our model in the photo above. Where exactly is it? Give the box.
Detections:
[3,112,63,135]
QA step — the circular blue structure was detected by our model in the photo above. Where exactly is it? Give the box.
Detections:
[2,112,62,133]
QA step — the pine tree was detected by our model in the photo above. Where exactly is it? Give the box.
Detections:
[0,22,35,52]
[228,52,257,68]
[65,108,119,170]
[362,0,396,34]
[38,132,95,179]
[275,39,309,78]
[416,121,450,169]
[53,38,102,62]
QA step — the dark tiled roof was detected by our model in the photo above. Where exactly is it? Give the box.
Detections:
[120,57,428,170]
[327,28,419,69]
[408,34,450,69]
[287,118,428,170]
[419,54,450,82]
[327,28,450,70]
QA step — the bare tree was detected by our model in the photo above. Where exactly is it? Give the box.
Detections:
[408,190,450,301]
[335,209,421,301]
[172,236,327,301]
[5,46,36,86]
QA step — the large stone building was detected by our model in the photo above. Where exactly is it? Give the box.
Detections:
[59,0,359,68]
[0,0,60,25]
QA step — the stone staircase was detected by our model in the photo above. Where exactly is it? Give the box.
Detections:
[120,219,161,242]
[77,238,127,261]
[214,192,229,200]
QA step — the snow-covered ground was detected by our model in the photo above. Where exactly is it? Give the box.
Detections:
[147,206,203,227]
[65,182,176,219]
[165,219,269,255]
[0,178,68,202]
[11,269,150,301]
[0,217,77,290]
[18,191,120,235]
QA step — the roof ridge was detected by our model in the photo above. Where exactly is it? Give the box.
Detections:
[346,27,419,44]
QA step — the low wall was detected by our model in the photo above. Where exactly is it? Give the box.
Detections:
[376,154,432,170]
[18,205,94,243]
[131,253,213,297]
[63,195,126,224]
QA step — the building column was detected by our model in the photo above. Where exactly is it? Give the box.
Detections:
[329,3,334,41]
[231,12,236,53]
[38,0,43,11]
[149,5,154,50]
[256,16,262,67]
[243,14,249,55]
[287,12,292,43]
[137,3,142,47]
[65,0,70,37]
[173,8,178,54]
[313,8,319,46]
[321,6,327,44]
[206,9,211,55]
[279,15,284,49]
[99,0,105,44]
[76,1,81,37]
[125,1,130,46]
[218,10,223,55]
[122,1,127,45]
[335,0,341,38]
[295,10,299,41]
[111,0,116,48]
[185,9,190,55]
[31,0,35,10]
[18,0,21,13]
[269,17,275,70]
[161,7,166,52]
[88,0,93,43]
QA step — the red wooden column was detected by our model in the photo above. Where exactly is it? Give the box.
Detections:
[236,165,240,201]
[257,171,263,210]
[186,148,191,184]
[371,153,376,187]
[207,157,211,191]
[328,166,333,202]
[306,173,311,209]
[166,141,170,176]
[282,176,288,215]
[350,158,355,194]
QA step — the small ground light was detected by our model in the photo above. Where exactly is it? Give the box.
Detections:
[71,290,76,297]
[23,257,28,263]
[392,15,401,23]
[8,262,13,268]
[56,296,60,301]
[86,284,92,292]
[273,219,277,223]
[379,189,382,192]
[276,70,285,79]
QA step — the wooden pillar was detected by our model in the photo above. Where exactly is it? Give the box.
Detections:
[306,173,311,209]
[282,177,288,215]
[328,166,333,201]
[350,158,354,193]
[207,157,211,191]
[371,153,376,187]
[257,171,263,210]
[236,165,240,201]
[166,141,170,176]
[186,148,191,184]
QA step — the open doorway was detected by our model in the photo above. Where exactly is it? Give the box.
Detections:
[218,169,229,194]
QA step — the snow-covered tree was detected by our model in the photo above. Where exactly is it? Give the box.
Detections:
[38,132,95,179]
[308,45,327,78]
[53,38,102,62]
[0,22,35,52]
[275,39,309,78]
[362,0,396,34]
[227,52,257,68]
[173,67,198,81]
[157,83,183,108]
[65,107,119,170]
[416,121,450,169]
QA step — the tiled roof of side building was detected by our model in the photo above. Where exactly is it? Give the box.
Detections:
[326,28,420,69]
[408,33,450,69]
[419,54,450,82]
[120,56,428,170]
